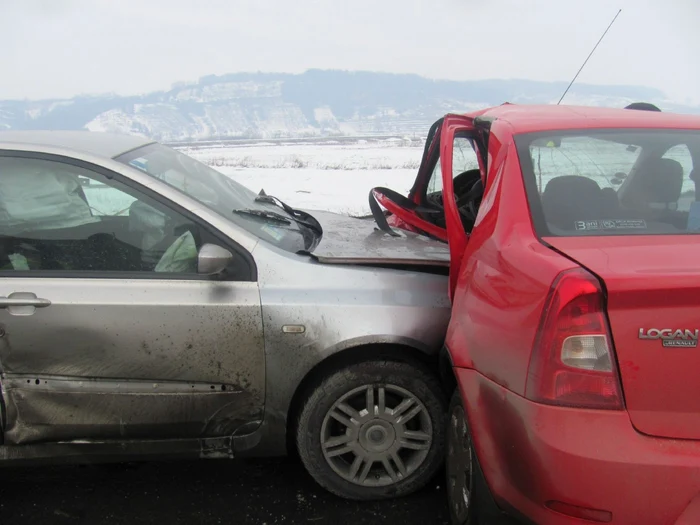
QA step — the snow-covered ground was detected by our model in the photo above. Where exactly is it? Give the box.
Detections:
[177,135,697,218]
[179,139,425,216]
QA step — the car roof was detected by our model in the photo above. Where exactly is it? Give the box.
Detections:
[0,130,156,159]
[468,103,700,134]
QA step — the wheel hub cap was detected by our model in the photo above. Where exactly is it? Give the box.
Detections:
[360,421,395,453]
[320,384,433,488]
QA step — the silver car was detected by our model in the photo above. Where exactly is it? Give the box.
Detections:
[0,131,451,500]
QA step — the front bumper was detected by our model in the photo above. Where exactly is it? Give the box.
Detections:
[455,367,700,525]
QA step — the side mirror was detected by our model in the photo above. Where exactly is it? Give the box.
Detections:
[197,244,233,275]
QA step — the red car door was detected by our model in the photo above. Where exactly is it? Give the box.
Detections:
[369,113,488,298]
[438,114,487,299]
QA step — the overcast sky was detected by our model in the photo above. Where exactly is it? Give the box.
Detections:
[1,0,698,103]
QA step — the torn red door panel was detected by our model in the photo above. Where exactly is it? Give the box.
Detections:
[368,112,485,299]
[439,114,480,298]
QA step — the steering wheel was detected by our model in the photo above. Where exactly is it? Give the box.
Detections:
[453,169,483,225]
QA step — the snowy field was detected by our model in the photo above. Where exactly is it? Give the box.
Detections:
[172,136,696,218]
[177,138,425,216]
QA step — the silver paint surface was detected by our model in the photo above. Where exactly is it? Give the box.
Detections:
[250,242,451,455]
[0,130,154,159]
[0,278,265,444]
[307,210,450,266]
[0,134,451,461]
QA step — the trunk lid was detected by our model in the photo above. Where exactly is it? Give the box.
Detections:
[306,209,449,267]
[544,235,700,439]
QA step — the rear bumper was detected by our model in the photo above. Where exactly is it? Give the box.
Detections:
[455,367,700,525]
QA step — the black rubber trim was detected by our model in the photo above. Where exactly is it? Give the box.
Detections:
[368,187,441,237]
[473,116,494,172]
[368,189,400,237]
[409,118,444,199]
[372,187,442,215]
[255,192,323,236]
[472,446,527,525]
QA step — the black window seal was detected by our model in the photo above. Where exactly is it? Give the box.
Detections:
[0,150,258,282]
[418,136,443,204]
[473,115,494,169]
[409,117,444,200]
[419,129,487,206]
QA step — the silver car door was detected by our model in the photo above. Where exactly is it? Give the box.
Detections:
[0,153,265,445]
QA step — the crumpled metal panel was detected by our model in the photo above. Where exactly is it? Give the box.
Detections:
[0,278,265,445]
[307,210,449,266]
[0,436,234,463]
[2,376,261,445]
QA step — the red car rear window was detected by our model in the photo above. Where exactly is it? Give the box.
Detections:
[515,129,700,236]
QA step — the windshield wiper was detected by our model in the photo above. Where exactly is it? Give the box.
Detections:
[232,208,292,225]
[254,190,323,237]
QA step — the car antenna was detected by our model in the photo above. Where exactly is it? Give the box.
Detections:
[557,8,622,105]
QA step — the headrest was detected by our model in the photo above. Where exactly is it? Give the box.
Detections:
[631,158,683,204]
[542,175,603,230]
[600,187,619,209]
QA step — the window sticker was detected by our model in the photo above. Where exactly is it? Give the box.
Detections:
[687,202,700,232]
[574,219,647,231]
[8,253,29,271]
[261,224,285,241]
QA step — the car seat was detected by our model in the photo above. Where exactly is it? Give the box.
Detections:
[541,175,604,231]
[419,169,483,231]
[128,200,200,270]
[600,187,620,216]
[621,158,683,211]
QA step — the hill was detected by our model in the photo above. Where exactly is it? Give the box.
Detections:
[1,70,695,142]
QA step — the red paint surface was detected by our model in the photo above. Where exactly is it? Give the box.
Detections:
[544,236,700,439]
[457,368,700,525]
[439,114,476,298]
[374,189,448,241]
[436,104,700,524]
[464,103,700,134]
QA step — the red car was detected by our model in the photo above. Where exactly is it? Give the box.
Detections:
[370,103,700,524]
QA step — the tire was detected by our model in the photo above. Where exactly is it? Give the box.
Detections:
[295,359,447,500]
[446,389,477,524]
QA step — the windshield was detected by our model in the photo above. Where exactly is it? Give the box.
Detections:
[116,143,315,252]
[515,129,700,236]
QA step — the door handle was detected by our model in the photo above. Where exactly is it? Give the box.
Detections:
[0,292,51,316]
[0,298,51,308]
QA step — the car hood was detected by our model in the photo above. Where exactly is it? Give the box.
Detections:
[305,209,449,267]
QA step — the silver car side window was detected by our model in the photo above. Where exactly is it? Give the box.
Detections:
[0,156,203,275]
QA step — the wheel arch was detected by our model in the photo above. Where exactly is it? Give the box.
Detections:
[438,345,458,395]
[285,341,441,455]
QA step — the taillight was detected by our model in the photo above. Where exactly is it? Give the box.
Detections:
[525,268,624,410]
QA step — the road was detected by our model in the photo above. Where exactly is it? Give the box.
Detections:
[0,457,450,525]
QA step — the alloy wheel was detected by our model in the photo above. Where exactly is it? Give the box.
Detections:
[320,384,433,487]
